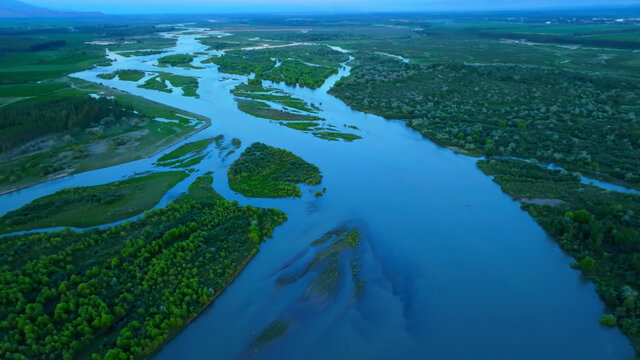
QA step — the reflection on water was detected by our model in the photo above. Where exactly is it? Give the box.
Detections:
[0,27,634,360]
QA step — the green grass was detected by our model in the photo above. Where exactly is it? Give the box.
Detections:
[283,122,320,131]
[158,138,214,162]
[97,70,146,82]
[156,137,215,167]
[0,21,206,194]
[117,50,167,57]
[139,72,199,98]
[313,131,362,142]
[228,142,322,198]
[186,175,223,204]
[157,53,200,69]
[0,171,188,234]
[197,36,289,51]
[232,81,319,113]
[282,122,362,142]
[139,75,171,93]
[0,32,110,84]
[163,74,199,97]
[230,82,361,141]
[237,99,321,121]
[105,36,176,52]
[0,78,209,194]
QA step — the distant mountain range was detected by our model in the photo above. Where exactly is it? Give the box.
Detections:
[0,0,102,18]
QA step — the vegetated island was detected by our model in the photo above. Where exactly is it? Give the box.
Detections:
[228,142,322,198]
[97,70,146,82]
[232,80,361,142]
[0,79,209,195]
[157,53,201,69]
[155,138,215,168]
[0,175,287,359]
[98,69,200,99]
[138,72,200,98]
[206,44,348,88]
[0,171,188,235]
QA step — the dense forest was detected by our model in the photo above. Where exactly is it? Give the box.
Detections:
[330,54,640,187]
[0,96,136,154]
[228,142,322,198]
[0,176,286,360]
[478,158,640,351]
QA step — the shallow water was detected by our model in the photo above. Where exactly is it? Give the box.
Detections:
[0,29,635,359]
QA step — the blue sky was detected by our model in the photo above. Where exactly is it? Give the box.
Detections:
[22,0,640,14]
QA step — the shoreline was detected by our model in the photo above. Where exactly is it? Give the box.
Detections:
[141,249,261,359]
[329,91,640,192]
[0,106,211,198]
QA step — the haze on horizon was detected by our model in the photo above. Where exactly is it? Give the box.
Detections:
[20,0,640,14]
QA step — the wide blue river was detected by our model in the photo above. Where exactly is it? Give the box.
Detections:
[0,27,634,359]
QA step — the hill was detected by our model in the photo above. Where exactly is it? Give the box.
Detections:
[0,0,102,18]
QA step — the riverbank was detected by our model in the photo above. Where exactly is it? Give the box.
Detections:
[0,175,287,360]
[0,82,211,196]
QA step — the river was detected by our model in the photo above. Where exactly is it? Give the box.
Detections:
[0,28,635,359]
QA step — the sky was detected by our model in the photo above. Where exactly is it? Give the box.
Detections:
[21,0,640,14]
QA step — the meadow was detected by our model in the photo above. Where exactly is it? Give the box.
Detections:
[0,20,207,194]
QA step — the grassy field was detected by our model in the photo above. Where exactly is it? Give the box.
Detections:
[313,130,362,142]
[282,122,321,131]
[236,99,322,121]
[0,78,209,194]
[98,70,146,82]
[232,81,319,113]
[155,137,216,168]
[228,142,322,198]
[0,171,188,234]
[0,19,205,194]
[139,72,199,98]
[230,80,361,141]
[157,138,214,163]
[157,53,201,69]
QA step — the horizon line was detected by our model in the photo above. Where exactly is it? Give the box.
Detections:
[14,1,640,17]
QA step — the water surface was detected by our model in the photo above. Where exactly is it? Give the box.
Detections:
[0,28,634,360]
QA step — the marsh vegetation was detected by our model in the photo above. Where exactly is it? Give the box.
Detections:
[228,142,322,198]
